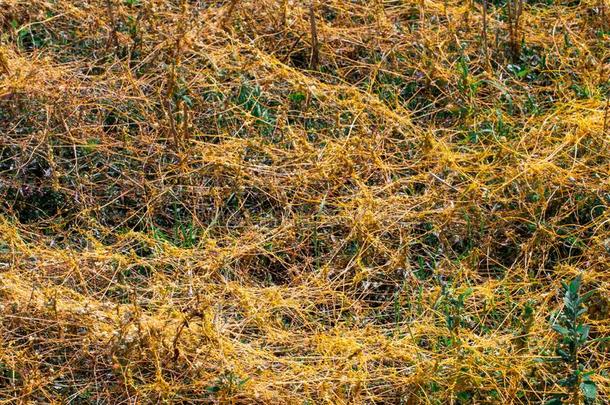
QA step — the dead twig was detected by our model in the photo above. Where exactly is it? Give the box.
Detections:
[309,0,319,70]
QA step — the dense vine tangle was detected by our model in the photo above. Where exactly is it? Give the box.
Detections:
[0,0,608,403]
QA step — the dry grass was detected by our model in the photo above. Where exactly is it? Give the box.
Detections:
[0,0,609,403]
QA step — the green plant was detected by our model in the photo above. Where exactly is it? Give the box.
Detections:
[288,91,306,104]
[438,285,473,346]
[173,221,199,248]
[13,22,49,51]
[547,276,597,404]
[235,83,276,136]
[206,370,250,397]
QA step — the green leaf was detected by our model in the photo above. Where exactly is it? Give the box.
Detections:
[517,67,530,79]
[569,276,582,295]
[558,372,578,387]
[181,94,193,108]
[458,287,473,302]
[580,290,595,303]
[456,391,472,402]
[552,324,569,336]
[556,348,571,362]
[576,324,590,341]
[580,380,597,400]
[288,92,306,103]
[237,377,250,387]
[206,385,221,393]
